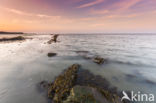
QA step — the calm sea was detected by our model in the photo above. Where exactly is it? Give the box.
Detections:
[0,34,156,103]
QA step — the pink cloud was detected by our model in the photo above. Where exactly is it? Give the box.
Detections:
[111,0,142,11]
[77,0,104,8]
[90,9,109,15]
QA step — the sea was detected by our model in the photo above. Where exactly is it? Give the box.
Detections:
[0,34,156,103]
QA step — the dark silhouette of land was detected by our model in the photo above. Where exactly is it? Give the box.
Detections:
[0,31,24,34]
[0,36,25,42]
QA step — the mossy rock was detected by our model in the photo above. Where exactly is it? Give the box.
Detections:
[63,85,123,103]
[48,64,80,102]
[47,64,124,103]
[63,86,99,103]
[93,57,107,64]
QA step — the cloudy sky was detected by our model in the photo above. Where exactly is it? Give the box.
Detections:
[0,0,156,33]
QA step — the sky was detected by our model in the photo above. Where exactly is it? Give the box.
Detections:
[0,0,156,33]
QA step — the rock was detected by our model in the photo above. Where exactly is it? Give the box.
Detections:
[0,36,25,42]
[93,56,107,64]
[47,53,57,57]
[48,64,80,102]
[47,34,59,44]
[47,64,126,103]
[63,86,99,103]
[75,51,107,65]
[64,85,123,103]
[53,34,59,42]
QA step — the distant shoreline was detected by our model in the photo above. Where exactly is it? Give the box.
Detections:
[0,31,24,34]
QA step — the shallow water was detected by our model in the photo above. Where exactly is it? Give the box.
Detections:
[0,34,156,103]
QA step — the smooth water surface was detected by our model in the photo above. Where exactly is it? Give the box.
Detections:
[0,34,156,103]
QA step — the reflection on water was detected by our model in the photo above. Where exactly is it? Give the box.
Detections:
[0,34,156,103]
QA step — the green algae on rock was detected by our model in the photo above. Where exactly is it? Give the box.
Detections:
[63,86,99,103]
[64,85,123,103]
[48,64,80,102]
[47,64,125,103]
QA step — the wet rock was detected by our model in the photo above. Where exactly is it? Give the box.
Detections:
[53,34,59,42]
[47,53,57,57]
[48,34,59,44]
[47,64,125,103]
[64,85,123,103]
[93,56,107,64]
[48,64,80,102]
[0,36,25,42]
[64,86,99,103]
[97,87,123,103]
[75,51,108,64]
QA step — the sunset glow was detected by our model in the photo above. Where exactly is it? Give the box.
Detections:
[0,0,156,33]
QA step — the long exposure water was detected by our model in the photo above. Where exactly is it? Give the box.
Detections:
[0,34,156,103]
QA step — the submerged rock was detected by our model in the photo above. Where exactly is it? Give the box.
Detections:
[48,64,80,102]
[47,53,57,57]
[75,51,89,54]
[75,50,92,60]
[75,51,107,65]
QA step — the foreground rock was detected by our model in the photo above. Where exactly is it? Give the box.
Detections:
[47,53,57,57]
[0,36,25,42]
[64,85,99,103]
[48,64,80,102]
[64,85,120,103]
[47,64,126,103]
